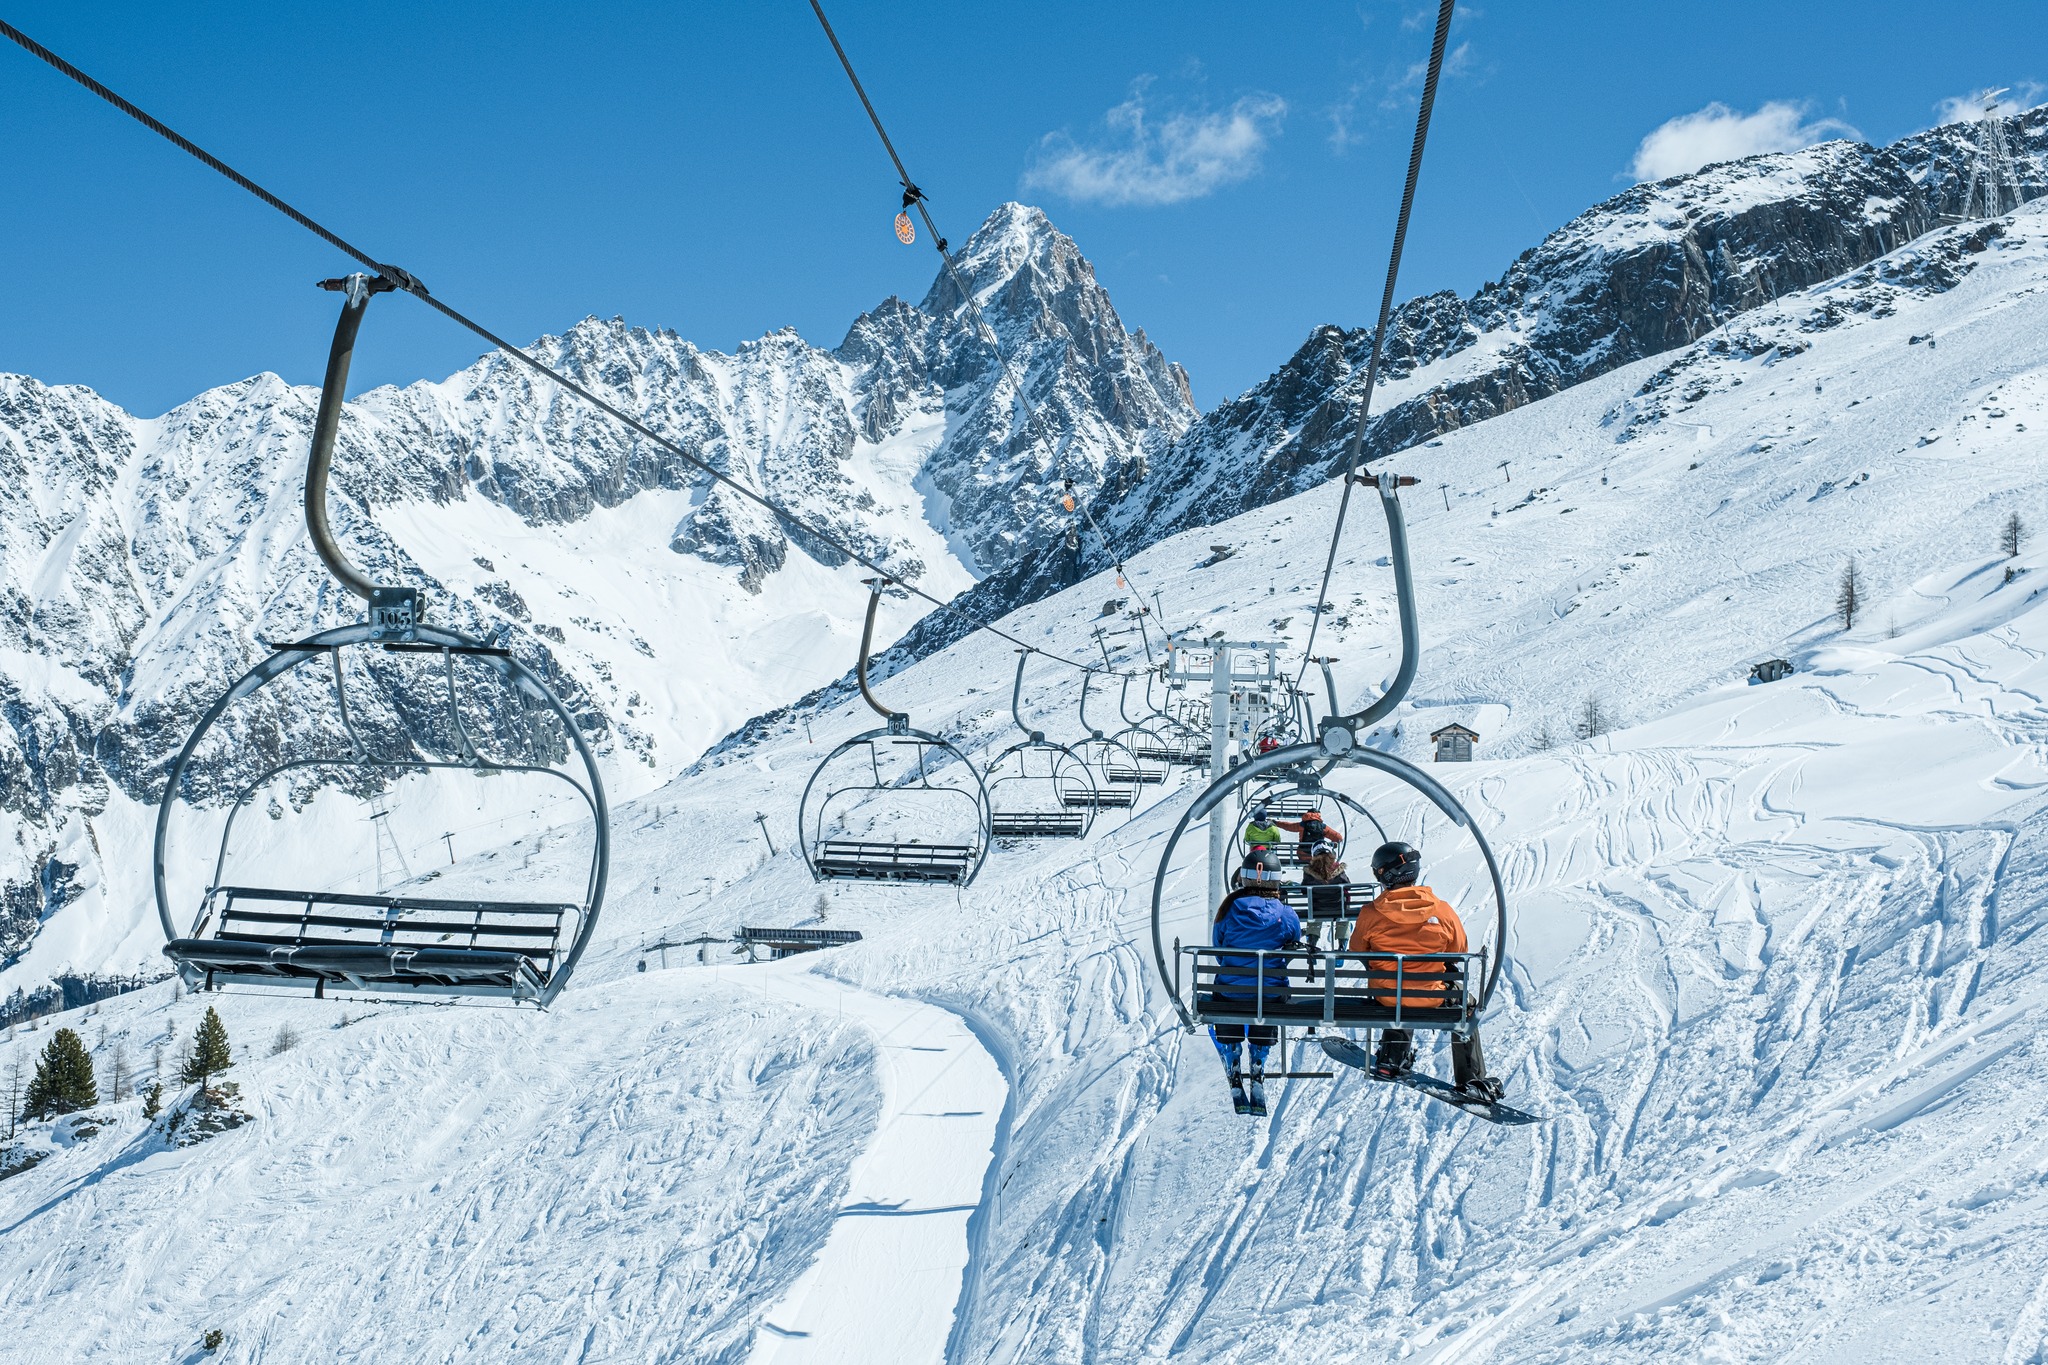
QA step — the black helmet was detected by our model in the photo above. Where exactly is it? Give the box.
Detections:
[1371,841,1421,887]
[1238,846,1285,884]
[1250,803,1270,821]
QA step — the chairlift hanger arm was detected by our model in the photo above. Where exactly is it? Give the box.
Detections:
[1078,669,1103,739]
[304,277,384,600]
[856,580,908,731]
[1009,650,1041,742]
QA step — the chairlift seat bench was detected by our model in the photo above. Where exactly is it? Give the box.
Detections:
[1278,882,1374,918]
[814,839,975,883]
[990,811,1089,838]
[164,884,570,996]
[1185,948,1479,1029]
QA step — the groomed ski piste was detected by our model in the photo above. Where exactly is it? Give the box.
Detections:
[7,203,2048,1362]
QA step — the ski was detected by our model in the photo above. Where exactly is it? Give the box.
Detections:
[1246,1074,1268,1118]
[1320,1037,1544,1126]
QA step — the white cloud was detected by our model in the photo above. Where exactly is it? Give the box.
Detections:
[1380,39,1473,111]
[1024,83,1288,207]
[1630,101,1859,183]
[1934,83,2045,126]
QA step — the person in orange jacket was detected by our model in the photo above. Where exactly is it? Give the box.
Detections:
[1346,841,1503,1101]
[1275,808,1342,862]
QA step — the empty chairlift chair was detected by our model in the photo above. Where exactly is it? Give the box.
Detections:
[1105,675,1171,787]
[1064,670,1146,812]
[155,275,609,1005]
[798,581,992,885]
[984,652,1096,839]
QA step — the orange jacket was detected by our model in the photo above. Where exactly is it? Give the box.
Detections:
[1346,885,1468,1008]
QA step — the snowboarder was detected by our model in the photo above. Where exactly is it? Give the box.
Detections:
[1346,841,1503,1103]
[1242,803,1286,851]
[1298,839,1351,940]
[1210,847,1302,1115]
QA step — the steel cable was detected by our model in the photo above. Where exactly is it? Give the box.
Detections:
[1290,0,1457,692]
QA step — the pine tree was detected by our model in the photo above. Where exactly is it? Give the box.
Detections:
[24,1028,98,1119]
[142,1081,163,1120]
[2002,511,2028,559]
[180,1007,232,1090]
[1837,559,1861,631]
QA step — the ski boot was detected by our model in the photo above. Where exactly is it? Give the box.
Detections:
[1245,1045,1272,1117]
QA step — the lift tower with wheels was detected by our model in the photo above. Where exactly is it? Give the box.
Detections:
[1164,636,1285,908]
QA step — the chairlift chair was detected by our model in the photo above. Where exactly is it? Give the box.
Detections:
[1148,473,1511,1076]
[1234,777,1384,869]
[1064,670,1147,812]
[1106,676,1171,787]
[156,275,610,1005]
[984,652,1096,839]
[798,581,992,884]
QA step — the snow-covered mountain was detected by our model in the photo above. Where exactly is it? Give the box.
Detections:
[0,203,1192,971]
[8,193,2048,1361]
[894,108,2048,656]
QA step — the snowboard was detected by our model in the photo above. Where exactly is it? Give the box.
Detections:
[1319,1037,1543,1125]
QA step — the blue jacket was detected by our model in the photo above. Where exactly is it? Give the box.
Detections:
[1211,891,1302,1004]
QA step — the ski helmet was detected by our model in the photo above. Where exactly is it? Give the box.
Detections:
[1238,847,1285,883]
[1370,841,1422,887]
[1310,839,1338,858]
[1251,803,1270,821]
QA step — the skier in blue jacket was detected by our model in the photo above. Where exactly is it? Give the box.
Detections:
[1210,846,1302,1115]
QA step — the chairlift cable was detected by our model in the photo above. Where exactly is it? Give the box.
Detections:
[0,17,1134,680]
[1290,0,1456,694]
[803,0,1164,623]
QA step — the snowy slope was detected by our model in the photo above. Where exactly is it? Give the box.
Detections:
[7,203,2048,1362]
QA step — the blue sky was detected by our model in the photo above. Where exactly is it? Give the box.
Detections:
[2,1,2041,415]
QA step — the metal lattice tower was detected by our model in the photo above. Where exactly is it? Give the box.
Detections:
[1960,90,2016,222]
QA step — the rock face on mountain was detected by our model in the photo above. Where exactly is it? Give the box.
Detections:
[874,108,2048,664]
[0,204,1191,972]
